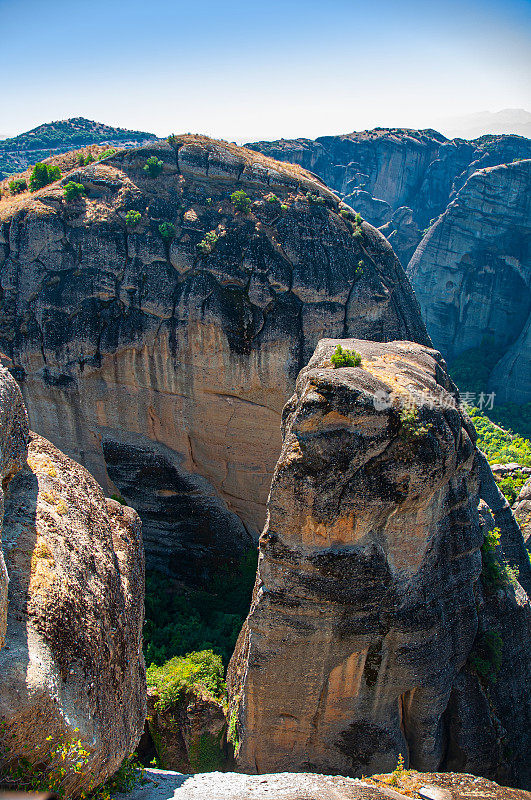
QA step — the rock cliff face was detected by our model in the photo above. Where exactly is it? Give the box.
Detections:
[0,368,146,795]
[228,338,530,786]
[407,160,531,403]
[248,131,531,403]
[0,136,429,578]
[247,129,531,234]
[0,367,29,649]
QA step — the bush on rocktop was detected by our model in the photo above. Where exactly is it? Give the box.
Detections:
[331,344,361,368]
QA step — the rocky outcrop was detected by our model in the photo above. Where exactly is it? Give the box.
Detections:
[143,688,226,773]
[0,367,29,648]
[228,338,530,785]
[407,160,531,403]
[0,135,429,579]
[108,767,531,800]
[247,129,531,234]
[0,366,146,794]
[513,477,531,544]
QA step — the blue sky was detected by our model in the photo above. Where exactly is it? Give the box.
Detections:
[1,0,530,140]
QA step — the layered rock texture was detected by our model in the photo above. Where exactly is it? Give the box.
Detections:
[248,130,531,405]
[0,367,29,648]
[247,129,531,246]
[0,135,429,577]
[407,160,531,403]
[228,338,531,786]
[0,368,146,795]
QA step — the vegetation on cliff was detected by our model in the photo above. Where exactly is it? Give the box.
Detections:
[143,550,257,668]
[0,117,156,178]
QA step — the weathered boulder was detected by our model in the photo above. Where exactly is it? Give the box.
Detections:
[228,338,530,785]
[144,688,227,773]
[0,135,429,579]
[0,419,146,794]
[0,366,30,649]
[407,160,531,403]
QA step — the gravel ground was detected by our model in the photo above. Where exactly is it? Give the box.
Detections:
[118,769,409,800]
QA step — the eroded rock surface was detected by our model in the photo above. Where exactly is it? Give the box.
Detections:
[0,136,428,577]
[0,366,30,648]
[407,160,531,403]
[228,338,530,785]
[0,403,146,793]
[116,768,531,800]
[143,688,226,773]
[247,129,531,235]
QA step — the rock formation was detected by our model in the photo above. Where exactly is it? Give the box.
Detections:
[247,129,531,233]
[228,338,530,786]
[0,367,30,648]
[143,688,226,772]
[108,767,531,800]
[0,368,146,795]
[513,477,531,544]
[0,135,429,578]
[407,160,531,403]
[248,131,531,403]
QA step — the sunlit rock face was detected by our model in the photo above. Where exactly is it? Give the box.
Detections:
[0,136,428,577]
[228,338,531,787]
[0,367,146,795]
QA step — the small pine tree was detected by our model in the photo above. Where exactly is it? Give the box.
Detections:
[158,222,176,241]
[63,181,86,201]
[144,156,164,177]
[230,190,251,213]
[29,162,62,191]
[331,344,362,368]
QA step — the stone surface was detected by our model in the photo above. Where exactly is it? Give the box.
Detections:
[247,129,531,235]
[0,135,429,578]
[0,429,146,794]
[407,160,531,403]
[228,338,530,785]
[513,477,531,543]
[116,768,531,800]
[0,366,30,649]
[144,688,226,773]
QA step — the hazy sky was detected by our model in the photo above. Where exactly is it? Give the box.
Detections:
[2,0,530,141]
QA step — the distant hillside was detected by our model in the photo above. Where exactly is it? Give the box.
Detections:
[0,117,158,178]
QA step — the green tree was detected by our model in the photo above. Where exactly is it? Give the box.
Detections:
[29,162,62,191]
[331,344,361,368]
[126,210,142,227]
[144,156,164,177]
[158,222,176,241]
[8,178,27,195]
[230,190,251,213]
[63,181,86,201]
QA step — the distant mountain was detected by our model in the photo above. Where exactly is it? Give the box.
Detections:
[0,117,158,178]
[438,108,531,140]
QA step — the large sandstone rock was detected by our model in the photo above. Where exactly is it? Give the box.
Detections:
[407,160,531,403]
[0,135,428,578]
[0,366,29,648]
[0,397,146,794]
[228,338,530,785]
